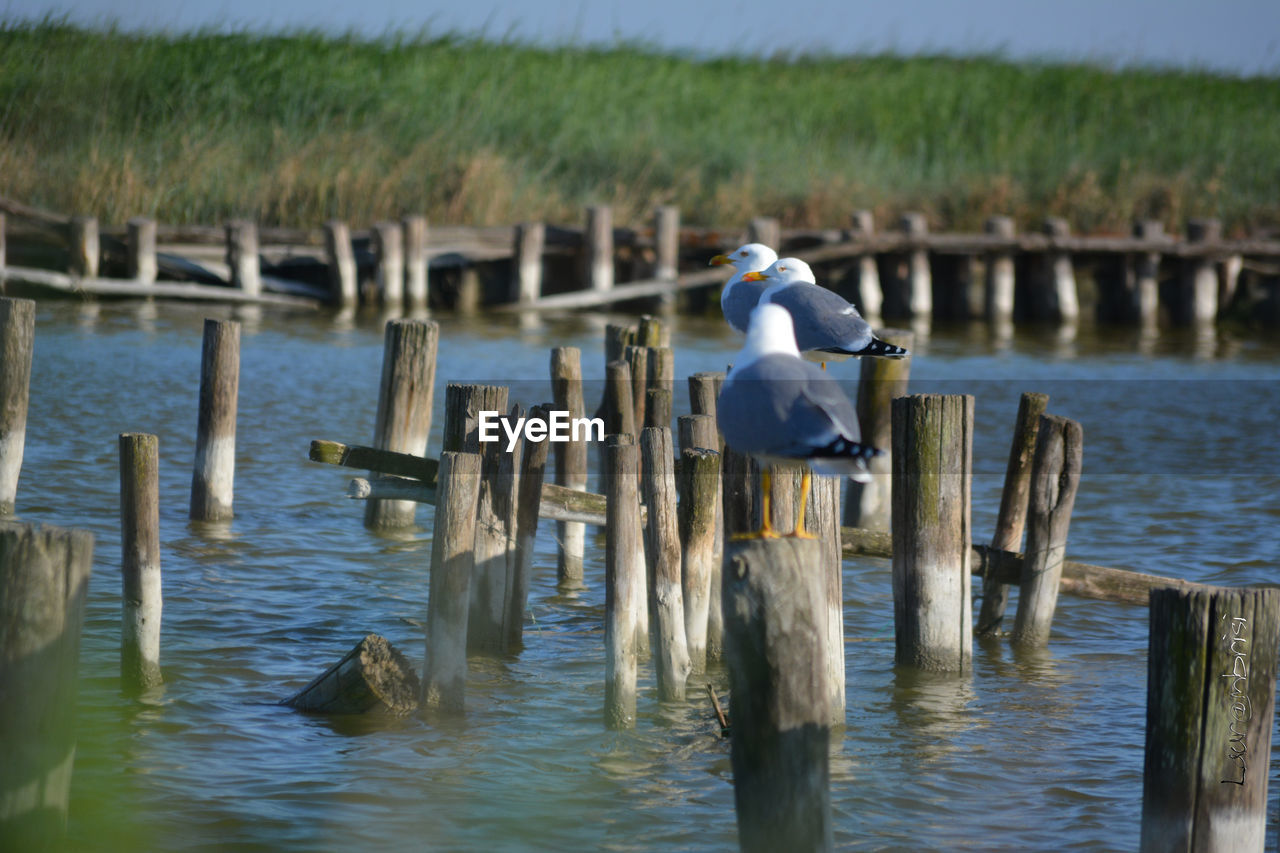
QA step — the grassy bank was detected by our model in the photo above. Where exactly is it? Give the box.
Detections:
[2,19,1279,233]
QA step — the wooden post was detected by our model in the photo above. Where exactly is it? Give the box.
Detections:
[805,470,845,725]
[586,205,614,293]
[364,320,439,529]
[722,446,760,542]
[641,427,691,701]
[900,213,932,318]
[507,405,550,651]
[513,222,545,304]
[0,522,94,849]
[119,432,162,692]
[679,445,719,673]
[551,347,587,588]
[603,360,636,440]
[455,264,481,315]
[849,210,883,319]
[0,212,6,271]
[69,215,99,279]
[644,346,674,430]
[679,412,723,663]
[626,345,648,435]
[1184,218,1221,325]
[748,216,781,250]
[224,219,260,296]
[843,328,912,530]
[0,297,35,518]
[604,322,635,368]
[637,314,667,348]
[653,205,680,282]
[1042,217,1079,323]
[984,216,1016,322]
[373,221,405,309]
[724,538,833,853]
[126,217,157,285]
[284,633,420,715]
[605,437,642,729]
[1132,220,1164,327]
[324,220,359,308]
[189,319,240,522]
[1011,414,1084,647]
[891,394,973,672]
[1141,586,1280,851]
[403,214,429,311]
[688,372,725,446]
[420,451,482,715]
[975,392,1049,637]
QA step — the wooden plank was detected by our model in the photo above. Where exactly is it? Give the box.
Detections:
[0,265,320,306]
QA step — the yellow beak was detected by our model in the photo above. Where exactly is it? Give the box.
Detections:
[741,271,768,281]
[709,254,731,266]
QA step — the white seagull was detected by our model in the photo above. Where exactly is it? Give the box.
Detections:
[709,242,778,334]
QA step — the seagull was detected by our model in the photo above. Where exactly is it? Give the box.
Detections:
[743,257,909,363]
[709,243,778,333]
[718,303,882,539]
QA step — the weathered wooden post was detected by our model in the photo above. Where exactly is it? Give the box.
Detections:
[724,537,833,853]
[605,436,642,729]
[1011,414,1083,647]
[284,633,420,715]
[1183,218,1221,325]
[637,314,667,348]
[644,346,674,430]
[1132,220,1164,327]
[551,347,588,588]
[747,216,781,250]
[224,219,260,296]
[891,394,973,672]
[119,432,162,692]
[679,412,723,663]
[507,406,550,652]
[900,212,932,318]
[603,359,637,441]
[984,215,1016,323]
[849,210,883,319]
[0,522,94,848]
[0,297,35,518]
[513,222,545,305]
[805,469,846,726]
[402,214,429,311]
[976,392,1049,637]
[722,446,760,541]
[586,205,614,293]
[420,451,482,716]
[641,427,691,701]
[126,216,158,285]
[688,372,724,440]
[324,220,359,308]
[843,328,912,530]
[604,322,635,369]
[626,345,648,435]
[1040,217,1079,323]
[653,205,680,282]
[1140,586,1280,852]
[0,212,6,271]
[69,215,99,279]
[189,319,240,522]
[373,221,405,309]
[364,319,440,529]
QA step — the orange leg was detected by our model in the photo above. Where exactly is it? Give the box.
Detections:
[788,469,818,539]
[731,466,781,539]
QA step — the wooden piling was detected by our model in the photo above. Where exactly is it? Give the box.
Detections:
[678,445,719,673]
[551,347,588,588]
[507,405,551,652]
[284,633,420,715]
[641,428,691,701]
[626,345,648,435]
[324,220,358,308]
[637,315,667,348]
[420,451,482,715]
[0,213,5,270]
[900,213,932,318]
[1132,220,1164,327]
[843,328,912,530]
[605,437,642,729]
[513,222,545,304]
[891,394,973,672]
[1042,218,1079,323]
[644,346,674,430]
[603,360,637,439]
[1183,218,1221,324]
[748,216,781,250]
[189,319,240,522]
[653,206,680,282]
[722,446,760,542]
[403,214,429,311]
[586,205,614,293]
[1010,414,1084,647]
[604,323,636,368]
[69,215,99,279]
[849,210,883,319]
[1140,586,1280,852]
[373,221,405,309]
[224,219,260,296]
[723,537,833,853]
[126,217,157,285]
[0,297,35,518]
[364,320,440,529]
[119,432,162,692]
[984,216,1016,322]
[976,392,1049,637]
[0,522,94,849]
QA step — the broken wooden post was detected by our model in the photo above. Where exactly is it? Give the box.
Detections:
[284,634,420,715]
[724,537,833,853]
[976,392,1049,637]
[551,347,588,588]
[69,215,99,279]
[513,222,545,304]
[119,432,162,693]
[364,319,440,529]
[605,436,642,729]
[1140,586,1280,852]
[1041,217,1079,323]
[984,216,1016,322]
[849,210,883,319]
[586,205,614,293]
[373,221,405,309]
[420,451,482,715]
[403,214,429,311]
[1182,218,1221,325]
[224,219,260,296]
[891,394,973,672]
[0,297,35,518]
[637,314,667,348]
[0,522,94,849]
[507,405,551,652]
[641,427,691,701]
[843,328,912,530]
[1011,414,1084,647]
[126,216,157,285]
[901,212,932,318]
[189,318,240,522]
[324,220,359,308]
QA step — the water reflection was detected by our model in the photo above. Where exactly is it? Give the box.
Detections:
[885,667,979,766]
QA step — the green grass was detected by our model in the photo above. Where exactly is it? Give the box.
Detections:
[3,18,1279,234]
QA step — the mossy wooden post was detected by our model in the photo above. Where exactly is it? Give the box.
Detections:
[119,433,162,693]
[748,216,781,250]
[849,210,883,319]
[189,319,240,522]
[891,394,973,672]
[1011,414,1083,647]
[586,205,614,294]
[513,222,545,304]
[901,213,932,318]
[724,537,833,853]
[324,220,358,308]
[1041,218,1079,323]
[976,392,1049,637]
[551,347,588,588]
[402,214,429,311]
[69,215,99,279]
[843,328,912,530]
[420,451,482,716]
[507,404,550,652]
[1132,220,1164,327]
[637,314,668,348]
[1183,218,1221,325]
[373,221,405,309]
[0,522,94,849]
[679,412,724,662]
[126,217,157,285]
[641,427,691,701]
[1140,586,1280,852]
[604,323,635,371]
[224,220,260,297]
[984,216,1016,322]
[364,319,439,529]
[605,436,641,729]
[0,297,35,518]
[284,633,420,715]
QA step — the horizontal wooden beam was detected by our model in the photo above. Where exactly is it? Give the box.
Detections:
[1,265,321,307]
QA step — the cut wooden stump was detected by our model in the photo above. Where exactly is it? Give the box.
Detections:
[283,633,420,716]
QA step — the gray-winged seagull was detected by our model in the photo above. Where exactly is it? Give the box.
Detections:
[709,242,778,333]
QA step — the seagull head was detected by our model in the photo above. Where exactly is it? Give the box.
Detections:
[741,257,816,286]
[741,302,802,362]
[709,242,778,272]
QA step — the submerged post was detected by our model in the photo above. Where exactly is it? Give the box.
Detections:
[189,319,240,522]
[1183,218,1221,325]
[1140,586,1280,852]
[843,328,912,530]
[605,437,642,729]
[0,297,35,518]
[224,220,260,296]
[641,427,691,701]
[551,347,588,588]
[119,432,162,692]
[678,445,719,673]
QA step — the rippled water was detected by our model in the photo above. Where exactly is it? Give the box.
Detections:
[13,300,1280,851]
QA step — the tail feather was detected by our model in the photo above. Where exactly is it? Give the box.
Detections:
[807,436,883,481]
[854,337,910,359]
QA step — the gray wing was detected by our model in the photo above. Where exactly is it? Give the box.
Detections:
[718,355,859,457]
[764,284,873,353]
[721,277,770,333]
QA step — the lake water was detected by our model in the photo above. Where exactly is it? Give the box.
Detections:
[13,299,1280,851]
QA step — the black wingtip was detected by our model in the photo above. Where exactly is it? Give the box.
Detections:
[855,337,910,359]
